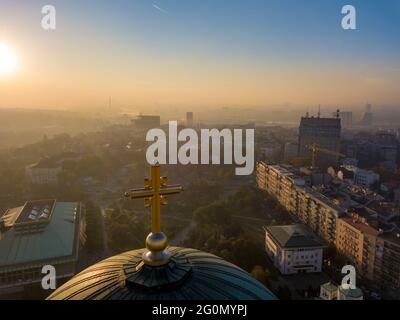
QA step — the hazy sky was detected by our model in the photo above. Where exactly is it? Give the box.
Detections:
[0,0,399,110]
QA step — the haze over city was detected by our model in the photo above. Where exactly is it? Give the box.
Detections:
[2,0,400,305]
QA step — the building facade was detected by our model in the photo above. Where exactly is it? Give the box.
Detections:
[320,282,363,300]
[320,282,338,300]
[265,225,324,275]
[336,217,379,281]
[25,159,62,186]
[298,116,341,168]
[374,232,400,298]
[345,166,380,188]
[256,162,343,244]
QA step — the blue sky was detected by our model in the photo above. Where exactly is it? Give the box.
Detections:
[62,0,400,61]
[0,0,399,108]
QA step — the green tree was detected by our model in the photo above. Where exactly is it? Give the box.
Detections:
[251,266,267,284]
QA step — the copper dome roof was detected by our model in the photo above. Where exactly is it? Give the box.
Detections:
[47,247,276,300]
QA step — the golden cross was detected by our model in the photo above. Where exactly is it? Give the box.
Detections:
[124,163,182,234]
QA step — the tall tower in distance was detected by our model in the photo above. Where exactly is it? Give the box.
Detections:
[360,103,373,127]
[186,112,194,127]
[298,111,341,168]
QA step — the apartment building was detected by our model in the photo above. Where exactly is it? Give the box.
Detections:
[374,232,400,298]
[336,217,379,281]
[256,162,343,244]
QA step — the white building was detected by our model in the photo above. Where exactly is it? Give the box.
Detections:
[320,282,338,300]
[25,158,62,186]
[264,225,324,275]
[320,282,363,300]
[344,166,380,188]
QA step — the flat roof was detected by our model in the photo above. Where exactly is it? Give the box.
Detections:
[0,202,80,271]
[339,285,363,298]
[28,157,61,169]
[321,282,338,292]
[0,206,23,228]
[265,224,323,249]
[340,217,380,237]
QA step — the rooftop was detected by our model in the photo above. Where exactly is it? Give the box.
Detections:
[48,247,277,300]
[321,282,338,292]
[265,224,323,249]
[0,201,80,272]
[27,157,61,169]
[339,284,363,298]
[14,199,55,226]
[300,116,341,129]
[340,217,380,237]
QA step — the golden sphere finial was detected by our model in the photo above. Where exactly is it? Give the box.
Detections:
[142,232,171,266]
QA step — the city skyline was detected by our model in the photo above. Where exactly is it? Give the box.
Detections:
[0,0,399,110]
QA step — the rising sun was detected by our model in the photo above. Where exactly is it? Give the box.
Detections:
[0,43,18,77]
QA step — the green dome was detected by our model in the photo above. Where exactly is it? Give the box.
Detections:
[47,247,276,300]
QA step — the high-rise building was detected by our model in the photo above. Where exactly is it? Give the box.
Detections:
[186,112,194,127]
[298,115,341,168]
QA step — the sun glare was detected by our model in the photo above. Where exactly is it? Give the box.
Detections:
[0,43,18,77]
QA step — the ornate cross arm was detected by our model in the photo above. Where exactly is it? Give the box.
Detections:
[124,163,183,266]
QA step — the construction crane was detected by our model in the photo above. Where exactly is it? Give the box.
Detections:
[308,143,346,168]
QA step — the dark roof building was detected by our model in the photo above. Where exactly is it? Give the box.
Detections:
[265,225,323,249]
[264,225,324,275]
